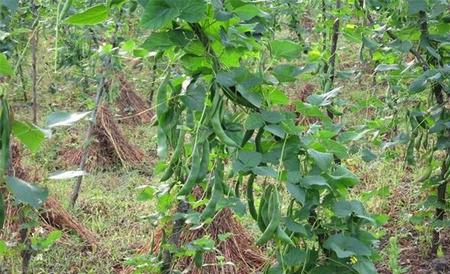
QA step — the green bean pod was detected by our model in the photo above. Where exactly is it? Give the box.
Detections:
[201,160,224,220]
[197,140,210,181]
[246,174,258,221]
[211,101,239,148]
[257,185,273,231]
[256,186,281,245]
[178,142,203,196]
[160,126,186,182]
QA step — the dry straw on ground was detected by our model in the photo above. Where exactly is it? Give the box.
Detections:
[116,75,153,125]
[61,106,145,170]
[3,143,98,248]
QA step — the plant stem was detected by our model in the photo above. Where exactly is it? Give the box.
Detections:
[31,0,39,124]
[69,60,108,207]
[328,0,341,87]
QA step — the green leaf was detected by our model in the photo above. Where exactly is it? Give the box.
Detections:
[272,64,303,82]
[307,87,341,106]
[141,0,179,29]
[244,113,264,130]
[252,166,277,178]
[233,151,262,172]
[299,175,329,188]
[265,124,286,138]
[47,111,91,128]
[408,0,426,15]
[48,170,87,180]
[271,40,302,60]
[0,240,6,255]
[374,64,400,72]
[0,52,13,76]
[142,29,193,51]
[352,258,377,274]
[181,78,207,111]
[233,4,268,20]
[12,120,46,153]
[324,234,372,258]
[141,0,206,29]
[261,110,284,124]
[65,4,109,25]
[287,182,305,204]
[307,149,333,171]
[409,76,428,93]
[328,166,359,187]
[31,230,62,250]
[137,186,155,201]
[333,200,367,218]
[6,176,48,209]
[361,148,376,162]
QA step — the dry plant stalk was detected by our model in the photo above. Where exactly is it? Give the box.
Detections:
[116,75,153,125]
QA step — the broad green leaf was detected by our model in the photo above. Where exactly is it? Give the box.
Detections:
[323,234,372,258]
[65,4,109,25]
[141,0,206,30]
[361,148,376,162]
[0,52,13,76]
[137,186,155,201]
[284,247,307,267]
[374,64,400,72]
[263,87,289,105]
[352,259,377,274]
[2,0,18,12]
[47,111,91,128]
[244,113,264,130]
[252,166,277,178]
[307,87,341,106]
[233,4,268,20]
[31,230,62,250]
[265,124,286,138]
[0,240,6,255]
[6,176,48,208]
[48,170,87,180]
[409,76,427,93]
[407,0,426,15]
[12,120,46,153]
[299,175,329,188]
[287,182,305,204]
[141,0,179,29]
[181,78,207,111]
[333,200,367,218]
[142,29,193,51]
[261,110,284,124]
[271,40,302,60]
[328,166,359,187]
[233,151,262,172]
[272,64,303,82]
[307,149,333,171]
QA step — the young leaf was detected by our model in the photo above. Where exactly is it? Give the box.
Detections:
[65,5,110,25]
[323,234,372,258]
[47,111,91,128]
[0,53,13,76]
[307,149,333,171]
[6,176,48,209]
[48,170,87,180]
[271,40,302,60]
[12,120,46,153]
